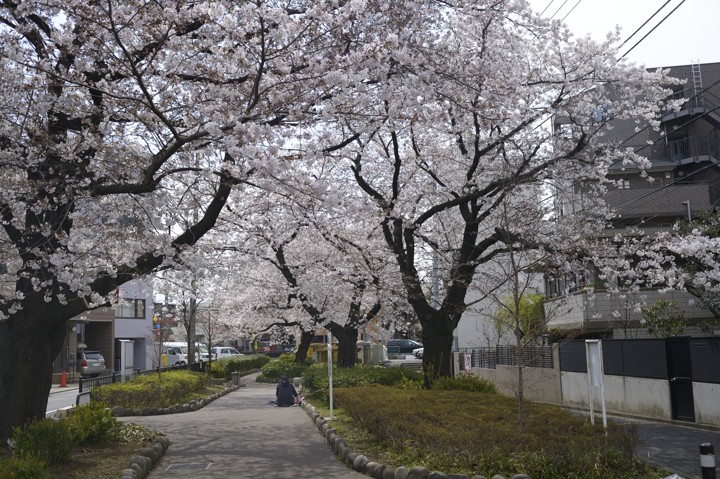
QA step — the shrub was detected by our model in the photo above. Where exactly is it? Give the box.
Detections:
[259,354,312,382]
[11,419,75,465]
[210,354,271,380]
[67,402,122,444]
[432,374,497,393]
[0,453,50,479]
[91,370,210,409]
[302,364,423,400]
[330,385,661,479]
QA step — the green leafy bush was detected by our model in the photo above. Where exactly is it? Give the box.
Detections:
[330,386,662,479]
[67,402,122,444]
[303,364,423,400]
[11,419,75,465]
[0,453,50,479]
[432,374,497,393]
[259,354,312,382]
[91,370,210,409]
[209,354,271,380]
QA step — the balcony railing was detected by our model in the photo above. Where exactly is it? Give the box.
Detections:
[666,135,720,161]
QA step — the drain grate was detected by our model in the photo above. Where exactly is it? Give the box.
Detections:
[164,463,213,471]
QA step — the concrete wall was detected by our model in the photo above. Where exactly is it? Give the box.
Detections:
[546,288,714,333]
[693,382,720,425]
[456,347,720,426]
[470,363,562,404]
[561,371,672,419]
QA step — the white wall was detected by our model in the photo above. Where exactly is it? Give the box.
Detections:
[114,279,153,339]
[561,371,672,419]
[693,382,720,425]
[114,279,154,370]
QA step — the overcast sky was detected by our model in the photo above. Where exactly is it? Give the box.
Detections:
[527,0,720,69]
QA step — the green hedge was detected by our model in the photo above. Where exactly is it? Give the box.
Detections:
[209,354,271,380]
[91,370,209,409]
[331,386,662,479]
[302,364,423,401]
[432,374,497,393]
[258,354,313,382]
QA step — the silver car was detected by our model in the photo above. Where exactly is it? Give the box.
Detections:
[78,350,106,377]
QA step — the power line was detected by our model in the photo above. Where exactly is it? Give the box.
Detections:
[539,0,556,16]
[549,0,570,20]
[560,0,583,22]
[619,0,687,60]
[618,0,673,49]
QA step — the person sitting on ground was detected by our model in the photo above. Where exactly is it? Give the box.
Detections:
[276,376,299,407]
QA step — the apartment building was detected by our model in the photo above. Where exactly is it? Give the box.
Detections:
[52,278,153,379]
[545,61,720,338]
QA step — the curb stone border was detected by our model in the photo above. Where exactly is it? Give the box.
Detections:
[300,400,532,479]
[109,383,242,417]
[118,436,171,479]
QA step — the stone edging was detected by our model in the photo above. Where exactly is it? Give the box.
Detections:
[118,436,171,479]
[110,383,242,417]
[301,400,532,479]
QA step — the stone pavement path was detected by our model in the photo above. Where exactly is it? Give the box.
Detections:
[120,374,364,478]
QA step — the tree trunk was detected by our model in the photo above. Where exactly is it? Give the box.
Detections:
[419,313,457,388]
[295,330,315,363]
[516,332,526,433]
[0,309,68,447]
[328,322,359,368]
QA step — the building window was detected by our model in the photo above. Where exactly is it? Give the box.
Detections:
[617,179,630,189]
[592,105,613,124]
[116,298,146,319]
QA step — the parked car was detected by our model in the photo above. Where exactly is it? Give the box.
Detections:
[164,341,210,362]
[412,347,424,359]
[162,345,187,366]
[211,346,242,359]
[77,350,106,377]
[387,339,423,354]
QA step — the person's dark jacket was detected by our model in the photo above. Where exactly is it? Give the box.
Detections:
[276,379,298,407]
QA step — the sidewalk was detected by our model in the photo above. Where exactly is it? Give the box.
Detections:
[118,373,364,478]
[117,374,720,479]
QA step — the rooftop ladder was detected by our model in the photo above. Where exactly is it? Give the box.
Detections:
[692,61,704,108]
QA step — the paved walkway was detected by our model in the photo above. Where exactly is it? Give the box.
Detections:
[118,374,364,478]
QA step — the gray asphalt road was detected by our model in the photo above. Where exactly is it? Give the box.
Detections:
[636,421,720,479]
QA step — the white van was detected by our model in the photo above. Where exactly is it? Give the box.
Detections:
[164,341,210,364]
[162,344,187,366]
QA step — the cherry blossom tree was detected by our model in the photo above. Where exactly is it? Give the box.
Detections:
[0,0,395,444]
[315,0,676,383]
[593,210,720,326]
[217,184,406,367]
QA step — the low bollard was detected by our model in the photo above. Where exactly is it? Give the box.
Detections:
[701,443,716,479]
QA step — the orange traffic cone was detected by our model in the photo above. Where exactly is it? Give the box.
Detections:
[60,371,67,388]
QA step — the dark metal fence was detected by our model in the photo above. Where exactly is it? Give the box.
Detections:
[459,345,554,370]
[559,338,720,384]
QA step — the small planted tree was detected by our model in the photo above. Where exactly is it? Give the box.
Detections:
[641,299,689,338]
